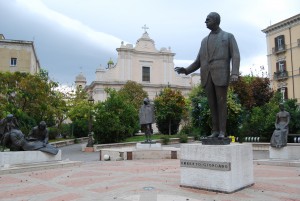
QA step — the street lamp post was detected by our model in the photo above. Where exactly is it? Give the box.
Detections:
[86,92,94,147]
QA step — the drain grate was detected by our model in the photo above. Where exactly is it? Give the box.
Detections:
[143,186,155,191]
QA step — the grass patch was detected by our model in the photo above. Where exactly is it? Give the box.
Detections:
[49,138,71,143]
[122,134,167,143]
[47,134,188,144]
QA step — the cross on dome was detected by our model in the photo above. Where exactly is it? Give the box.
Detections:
[142,24,149,33]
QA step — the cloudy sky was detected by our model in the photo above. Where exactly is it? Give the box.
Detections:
[1,0,299,86]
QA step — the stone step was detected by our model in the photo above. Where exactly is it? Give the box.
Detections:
[0,160,82,175]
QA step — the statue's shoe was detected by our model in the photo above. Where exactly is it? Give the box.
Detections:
[218,133,225,138]
[208,131,219,138]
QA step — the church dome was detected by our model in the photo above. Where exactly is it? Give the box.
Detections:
[141,32,151,39]
[107,58,114,65]
[75,72,86,82]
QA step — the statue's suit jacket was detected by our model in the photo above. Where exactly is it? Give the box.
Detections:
[139,104,155,125]
[185,28,240,87]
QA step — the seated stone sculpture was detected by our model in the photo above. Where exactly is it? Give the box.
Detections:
[1,114,58,155]
[270,104,290,148]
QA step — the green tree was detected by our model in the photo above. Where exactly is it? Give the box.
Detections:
[118,81,148,111]
[231,76,273,111]
[282,99,300,134]
[0,71,68,134]
[189,85,211,136]
[67,99,91,138]
[93,89,139,143]
[66,86,90,138]
[50,90,69,134]
[154,88,186,135]
[188,85,242,137]
[239,92,281,141]
[226,87,243,136]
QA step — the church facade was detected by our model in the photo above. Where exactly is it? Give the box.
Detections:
[76,30,200,102]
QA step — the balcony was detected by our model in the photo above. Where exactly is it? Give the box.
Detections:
[273,71,288,81]
[272,44,286,54]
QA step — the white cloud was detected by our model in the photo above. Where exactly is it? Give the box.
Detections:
[240,55,268,77]
[174,58,268,77]
[174,59,193,68]
[17,0,127,52]
[5,0,298,85]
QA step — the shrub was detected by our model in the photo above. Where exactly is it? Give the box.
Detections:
[48,127,59,140]
[60,123,72,138]
[93,89,139,144]
[161,135,170,145]
[284,99,300,134]
[179,134,188,143]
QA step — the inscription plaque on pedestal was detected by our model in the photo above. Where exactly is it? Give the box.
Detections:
[180,160,231,171]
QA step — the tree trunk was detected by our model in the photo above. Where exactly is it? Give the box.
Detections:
[169,119,171,135]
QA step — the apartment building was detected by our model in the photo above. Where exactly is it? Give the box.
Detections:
[262,14,300,103]
[0,34,40,74]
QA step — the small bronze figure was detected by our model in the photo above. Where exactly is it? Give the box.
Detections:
[139,98,155,143]
[28,121,49,147]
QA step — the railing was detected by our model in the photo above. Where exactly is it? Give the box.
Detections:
[273,70,288,80]
[272,44,286,54]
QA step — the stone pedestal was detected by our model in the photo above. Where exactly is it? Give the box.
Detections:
[269,145,300,160]
[136,142,162,150]
[84,147,94,152]
[0,150,62,167]
[180,143,254,193]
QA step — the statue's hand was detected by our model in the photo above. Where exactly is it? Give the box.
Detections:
[174,67,187,75]
[230,74,239,82]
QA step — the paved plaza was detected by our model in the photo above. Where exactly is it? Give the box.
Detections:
[0,143,300,201]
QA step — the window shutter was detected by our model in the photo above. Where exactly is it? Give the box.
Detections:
[276,62,279,72]
[281,35,285,47]
[284,87,288,99]
[274,37,278,50]
[283,60,286,71]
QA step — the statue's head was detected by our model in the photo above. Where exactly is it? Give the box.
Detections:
[6,114,14,122]
[279,103,285,111]
[205,12,221,30]
[5,114,17,129]
[143,98,150,105]
[39,121,47,130]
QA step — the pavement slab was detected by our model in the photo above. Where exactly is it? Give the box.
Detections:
[0,159,300,201]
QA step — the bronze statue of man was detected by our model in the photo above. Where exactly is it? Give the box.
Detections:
[139,98,155,142]
[28,121,49,147]
[175,12,240,138]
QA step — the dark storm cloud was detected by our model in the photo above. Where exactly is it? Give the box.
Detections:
[1,0,300,84]
[0,0,114,85]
